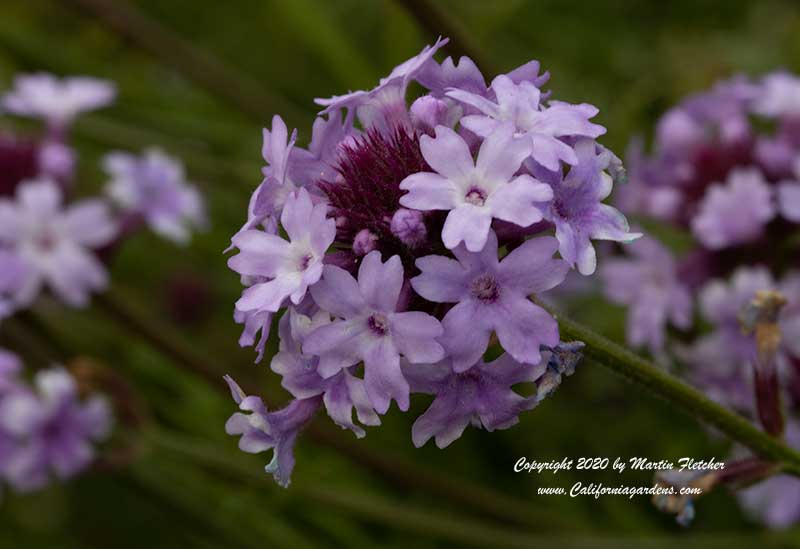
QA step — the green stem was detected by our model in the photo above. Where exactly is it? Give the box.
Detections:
[550,307,800,476]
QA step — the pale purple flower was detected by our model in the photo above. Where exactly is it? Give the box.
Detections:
[0,367,111,492]
[535,139,641,275]
[602,237,692,354]
[2,73,115,127]
[402,354,543,448]
[753,72,800,118]
[224,375,320,488]
[233,116,299,240]
[304,251,445,414]
[230,188,335,315]
[104,149,206,244]
[446,75,605,171]
[412,231,568,371]
[417,55,488,98]
[271,307,380,437]
[0,250,28,319]
[399,123,552,251]
[691,168,775,250]
[737,422,800,528]
[0,178,117,307]
[315,38,449,130]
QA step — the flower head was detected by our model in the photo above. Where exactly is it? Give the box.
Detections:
[0,178,117,307]
[104,149,206,244]
[0,367,111,492]
[2,73,115,127]
[412,231,568,370]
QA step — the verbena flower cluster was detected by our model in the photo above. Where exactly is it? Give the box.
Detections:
[0,348,111,497]
[0,73,206,318]
[602,72,800,528]
[0,73,206,492]
[225,38,637,487]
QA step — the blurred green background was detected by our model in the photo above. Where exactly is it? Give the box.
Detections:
[1,0,800,547]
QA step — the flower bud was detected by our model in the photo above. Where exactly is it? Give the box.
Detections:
[352,229,378,256]
[390,208,427,248]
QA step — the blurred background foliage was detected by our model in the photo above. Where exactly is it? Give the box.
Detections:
[1,0,800,547]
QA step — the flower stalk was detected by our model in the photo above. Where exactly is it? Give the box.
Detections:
[548,304,800,476]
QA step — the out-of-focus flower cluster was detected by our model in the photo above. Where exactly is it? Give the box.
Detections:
[0,73,206,493]
[224,38,638,487]
[0,73,206,318]
[0,348,111,497]
[602,72,800,528]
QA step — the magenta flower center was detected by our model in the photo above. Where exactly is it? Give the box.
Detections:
[465,187,487,206]
[367,313,389,336]
[470,273,500,303]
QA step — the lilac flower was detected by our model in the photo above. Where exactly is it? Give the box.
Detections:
[402,354,542,448]
[103,149,206,244]
[0,367,111,492]
[304,251,445,413]
[234,116,299,239]
[230,188,335,316]
[412,231,568,371]
[0,178,117,307]
[535,139,641,275]
[0,250,28,319]
[399,123,552,251]
[602,237,692,354]
[691,168,775,250]
[315,38,448,130]
[753,72,800,118]
[224,375,320,488]
[2,73,115,127]
[271,307,380,437]
[777,158,800,222]
[234,308,273,363]
[417,55,488,98]
[737,422,800,528]
[446,75,605,170]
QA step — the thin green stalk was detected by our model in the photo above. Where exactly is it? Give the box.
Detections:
[549,306,800,476]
